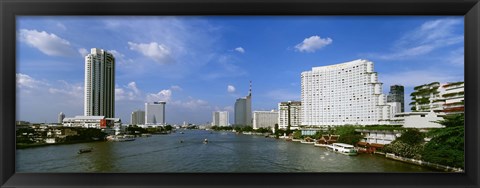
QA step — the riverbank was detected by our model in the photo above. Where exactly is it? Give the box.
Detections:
[16,139,105,149]
[382,152,464,172]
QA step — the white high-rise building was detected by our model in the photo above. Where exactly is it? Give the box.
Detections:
[278,101,302,130]
[131,110,145,125]
[84,48,115,118]
[145,101,166,125]
[253,110,278,130]
[301,59,390,126]
[212,111,229,127]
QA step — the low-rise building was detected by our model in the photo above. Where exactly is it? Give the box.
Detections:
[356,129,402,145]
[392,112,444,128]
[441,81,464,114]
[63,116,121,129]
[253,110,278,130]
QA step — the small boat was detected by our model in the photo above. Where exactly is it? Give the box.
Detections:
[180,132,184,134]
[78,148,93,154]
[326,143,358,156]
[203,138,208,144]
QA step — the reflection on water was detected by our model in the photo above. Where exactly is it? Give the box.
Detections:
[17,129,437,172]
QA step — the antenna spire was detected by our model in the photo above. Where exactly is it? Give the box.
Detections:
[249,80,252,96]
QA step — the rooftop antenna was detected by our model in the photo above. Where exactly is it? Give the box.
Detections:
[249,80,252,96]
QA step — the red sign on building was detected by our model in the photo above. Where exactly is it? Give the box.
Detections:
[100,119,107,128]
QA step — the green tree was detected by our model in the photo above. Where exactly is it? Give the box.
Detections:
[292,130,302,139]
[422,113,464,168]
[396,129,424,145]
[383,129,425,159]
[435,113,464,128]
[274,124,279,138]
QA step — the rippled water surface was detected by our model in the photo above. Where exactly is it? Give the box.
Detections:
[17,130,437,172]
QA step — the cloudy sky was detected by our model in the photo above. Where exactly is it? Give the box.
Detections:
[16,16,464,124]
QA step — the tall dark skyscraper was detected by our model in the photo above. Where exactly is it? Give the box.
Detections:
[387,85,405,112]
[234,81,252,126]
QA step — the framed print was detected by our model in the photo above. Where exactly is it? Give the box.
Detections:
[1,0,479,187]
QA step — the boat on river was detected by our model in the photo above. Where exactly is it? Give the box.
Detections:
[326,143,358,156]
[78,148,93,154]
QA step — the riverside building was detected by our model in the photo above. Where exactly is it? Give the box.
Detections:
[278,101,302,130]
[212,111,229,127]
[410,81,464,114]
[62,116,121,129]
[145,101,166,125]
[253,110,278,130]
[410,82,445,113]
[300,59,391,126]
[234,81,252,126]
[84,48,115,118]
[131,110,145,125]
[441,81,464,114]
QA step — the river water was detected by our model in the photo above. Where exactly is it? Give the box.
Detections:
[16,129,437,172]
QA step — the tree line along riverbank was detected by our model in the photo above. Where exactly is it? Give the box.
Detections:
[16,125,175,149]
[211,113,465,171]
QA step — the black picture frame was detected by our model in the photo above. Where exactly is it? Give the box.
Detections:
[1,0,479,187]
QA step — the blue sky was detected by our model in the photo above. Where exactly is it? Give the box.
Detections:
[16,16,464,124]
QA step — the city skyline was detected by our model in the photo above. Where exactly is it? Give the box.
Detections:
[16,16,464,124]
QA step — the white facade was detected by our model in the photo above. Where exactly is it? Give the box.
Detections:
[131,110,145,125]
[212,111,229,127]
[387,102,401,118]
[357,129,402,145]
[253,110,278,130]
[301,59,390,126]
[441,82,464,114]
[84,48,115,118]
[145,101,166,125]
[392,112,444,128]
[278,101,302,130]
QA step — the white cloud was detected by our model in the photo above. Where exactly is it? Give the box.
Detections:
[116,82,143,101]
[146,89,172,102]
[170,85,183,91]
[234,47,245,53]
[18,29,76,56]
[127,82,141,95]
[128,41,172,64]
[367,18,463,60]
[227,85,236,93]
[16,73,48,89]
[56,23,67,30]
[78,48,88,57]
[17,74,84,122]
[173,98,209,110]
[48,80,83,99]
[295,35,333,53]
